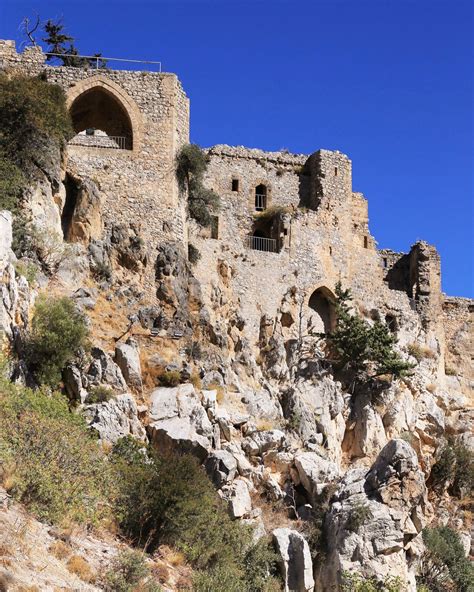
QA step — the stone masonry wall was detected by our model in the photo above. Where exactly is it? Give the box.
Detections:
[0,41,190,259]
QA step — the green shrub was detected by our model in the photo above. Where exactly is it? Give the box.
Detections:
[26,296,89,387]
[14,260,38,284]
[87,385,114,404]
[325,282,413,381]
[346,500,372,533]
[158,370,181,387]
[188,243,201,265]
[419,526,474,592]
[341,572,403,592]
[0,373,114,526]
[102,549,160,592]
[0,74,73,165]
[0,155,26,211]
[254,205,290,221]
[430,441,474,498]
[242,537,282,592]
[175,144,220,227]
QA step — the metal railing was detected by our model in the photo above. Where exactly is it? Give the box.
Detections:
[46,52,162,72]
[68,134,130,150]
[255,194,267,211]
[246,235,277,253]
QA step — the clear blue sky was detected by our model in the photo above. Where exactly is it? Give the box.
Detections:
[2,0,473,297]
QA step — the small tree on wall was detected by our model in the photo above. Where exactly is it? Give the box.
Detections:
[176,144,220,227]
[324,282,413,382]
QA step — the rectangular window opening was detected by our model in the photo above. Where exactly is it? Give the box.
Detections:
[364,236,369,249]
[334,167,338,176]
[383,257,388,268]
[232,179,239,192]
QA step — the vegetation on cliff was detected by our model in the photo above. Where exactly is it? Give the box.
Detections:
[325,282,413,382]
[176,143,220,227]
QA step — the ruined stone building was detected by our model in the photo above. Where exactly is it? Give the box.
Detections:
[0,39,471,393]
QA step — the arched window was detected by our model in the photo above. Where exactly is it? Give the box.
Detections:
[255,184,267,211]
[308,287,336,333]
[69,87,133,150]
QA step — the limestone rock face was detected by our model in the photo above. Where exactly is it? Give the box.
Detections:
[0,211,13,263]
[86,347,128,392]
[64,176,102,245]
[84,394,146,443]
[294,451,339,502]
[242,430,286,456]
[115,339,143,391]
[273,528,314,592]
[320,439,427,591]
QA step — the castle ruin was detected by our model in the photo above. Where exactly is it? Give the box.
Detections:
[1,39,471,392]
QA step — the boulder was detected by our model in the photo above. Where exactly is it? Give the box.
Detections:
[273,528,314,592]
[147,416,210,462]
[115,339,143,390]
[0,211,13,263]
[228,479,252,519]
[87,347,127,392]
[63,364,88,403]
[205,450,238,488]
[242,430,286,456]
[294,452,339,501]
[84,394,146,443]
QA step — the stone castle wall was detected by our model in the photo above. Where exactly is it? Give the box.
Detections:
[1,40,471,379]
[0,40,190,252]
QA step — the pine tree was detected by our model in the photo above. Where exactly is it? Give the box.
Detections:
[326,282,413,381]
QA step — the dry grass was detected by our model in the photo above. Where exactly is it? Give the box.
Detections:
[255,418,276,431]
[66,555,93,583]
[207,382,225,404]
[190,372,202,390]
[49,540,71,561]
[151,562,170,583]
[16,586,40,592]
[407,342,436,361]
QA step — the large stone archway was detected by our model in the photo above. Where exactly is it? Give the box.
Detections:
[307,285,336,333]
[66,76,142,152]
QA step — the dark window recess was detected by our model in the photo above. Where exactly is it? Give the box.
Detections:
[255,184,267,211]
[383,257,388,268]
[334,167,338,176]
[232,179,239,192]
[364,236,369,249]
[329,246,333,255]
[283,228,288,236]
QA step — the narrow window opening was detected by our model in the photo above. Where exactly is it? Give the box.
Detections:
[255,184,267,211]
[283,228,288,236]
[383,257,388,268]
[232,179,239,192]
[364,236,368,249]
[329,246,333,255]
[334,167,338,176]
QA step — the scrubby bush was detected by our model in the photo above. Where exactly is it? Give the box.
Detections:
[0,373,115,526]
[419,526,474,592]
[407,343,436,362]
[175,144,220,227]
[111,439,281,589]
[103,550,158,592]
[26,296,89,387]
[87,385,114,404]
[341,572,403,592]
[325,282,413,381]
[0,156,26,211]
[430,441,474,498]
[158,370,181,387]
[346,500,372,533]
[188,243,201,264]
[0,74,72,165]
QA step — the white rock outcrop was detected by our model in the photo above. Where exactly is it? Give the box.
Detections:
[273,528,314,592]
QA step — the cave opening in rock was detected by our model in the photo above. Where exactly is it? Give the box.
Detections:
[62,174,79,241]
